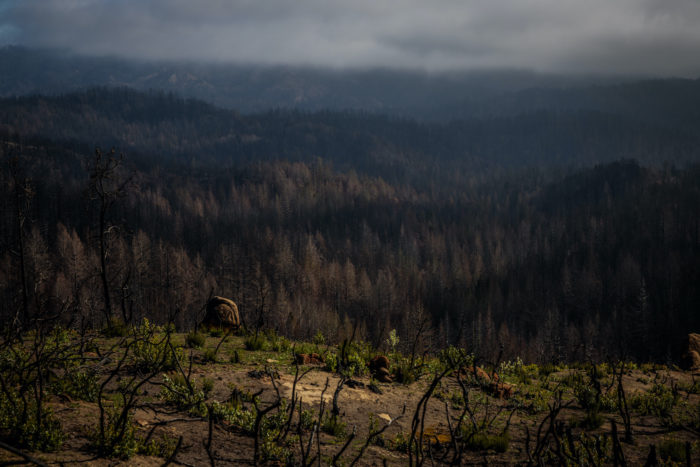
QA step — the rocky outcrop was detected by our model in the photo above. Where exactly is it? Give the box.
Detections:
[295,353,324,365]
[681,333,700,371]
[369,355,392,383]
[201,296,240,330]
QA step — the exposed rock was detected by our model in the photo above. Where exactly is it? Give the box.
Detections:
[368,355,393,382]
[295,353,323,365]
[376,367,393,383]
[486,382,514,400]
[369,355,390,373]
[377,413,392,423]
[681,333,700,371]
[201,296,240,330]
[461,366,496,382]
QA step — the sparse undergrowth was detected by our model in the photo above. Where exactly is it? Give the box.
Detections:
[1,325,699,466]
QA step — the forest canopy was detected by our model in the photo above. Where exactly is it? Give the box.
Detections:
[1,86,699,364]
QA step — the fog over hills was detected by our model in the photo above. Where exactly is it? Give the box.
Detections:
[5,46,698,122]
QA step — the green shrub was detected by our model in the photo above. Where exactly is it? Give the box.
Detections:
[574,410,604,430]
[574,383,598,411]
[229,349,241,364]
[260,435,292,463]
[449,389,465,409]
[138,433,178,458]
[185,332,205,349]
[539,363,558,377]
[159,374,208,417]
[202,348,218,363]
[658,438,687,463]
[392,358,419,384]
[337,340,373,377]
[91,405,138,459]
[599,393,619,413]
[132,319,183,372]
[323,350,338,373]
[0,389,64,451]
[343,349,368,377]
[558,371,584,389]
[51,369,99,402]
[392,431,410,453]
[630,383,678,419]
[386,329,400,354]
[438,346,473,369]
[299,408,315,431]
[269,334,291,352]
[462,427,510,453]
[101,317,129,338]
[244,334,267,351]
[321,413,347,438]
[680,379,700,395]
[209,401,256,434]
[313,331,326,347]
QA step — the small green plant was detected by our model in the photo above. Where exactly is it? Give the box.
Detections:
[138,433,178,458]
[101,317,129,338]
[268,334,291,352]
[202,348,218,363]
[392,431,410,453]
[386,329,400,354]
[680,379,700,395]
[392,357,419,384]
[51,369,99,402]
[92,405,138,459]
[244,334,267,351]
[574,410,604,430]
[229,349,241,363]
[209,401,256,434]
[438,346,473,369]
[323,350,338,373]
[132,319,183,372]
[159,374,208,417]
[209,328,224,338]
[0,389,64,451]
[185,331,205,349]
[201,377,214,395]
[313,330,326,347]
[558,370,584,388]
[449,389,465,409]
[558,432,612,464]
[299,408,316,431]
[498,357,524,378]
[539,363,558,377]
[658,438,687,463]
[321,413,347,438]
[630,382,678,419]
[461,426,510,453]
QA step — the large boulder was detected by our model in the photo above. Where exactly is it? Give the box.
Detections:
[681,333,700,371]
[368,355,390,374]
[295,353,323,365]
[201,296,240,330]
[368,355,392,383]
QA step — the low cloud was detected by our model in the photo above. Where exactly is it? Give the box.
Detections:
[2,0,700,76]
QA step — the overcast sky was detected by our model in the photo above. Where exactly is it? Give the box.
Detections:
[2,0,700,76]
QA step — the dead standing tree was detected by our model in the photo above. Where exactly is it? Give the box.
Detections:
[86,148,131,325]
[8,155,34,328]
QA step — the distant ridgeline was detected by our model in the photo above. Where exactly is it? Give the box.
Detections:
[0,84,699,364]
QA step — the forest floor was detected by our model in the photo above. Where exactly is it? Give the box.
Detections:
[1,328,700,466]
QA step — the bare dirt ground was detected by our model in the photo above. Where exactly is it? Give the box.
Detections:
[2,334,699,466]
